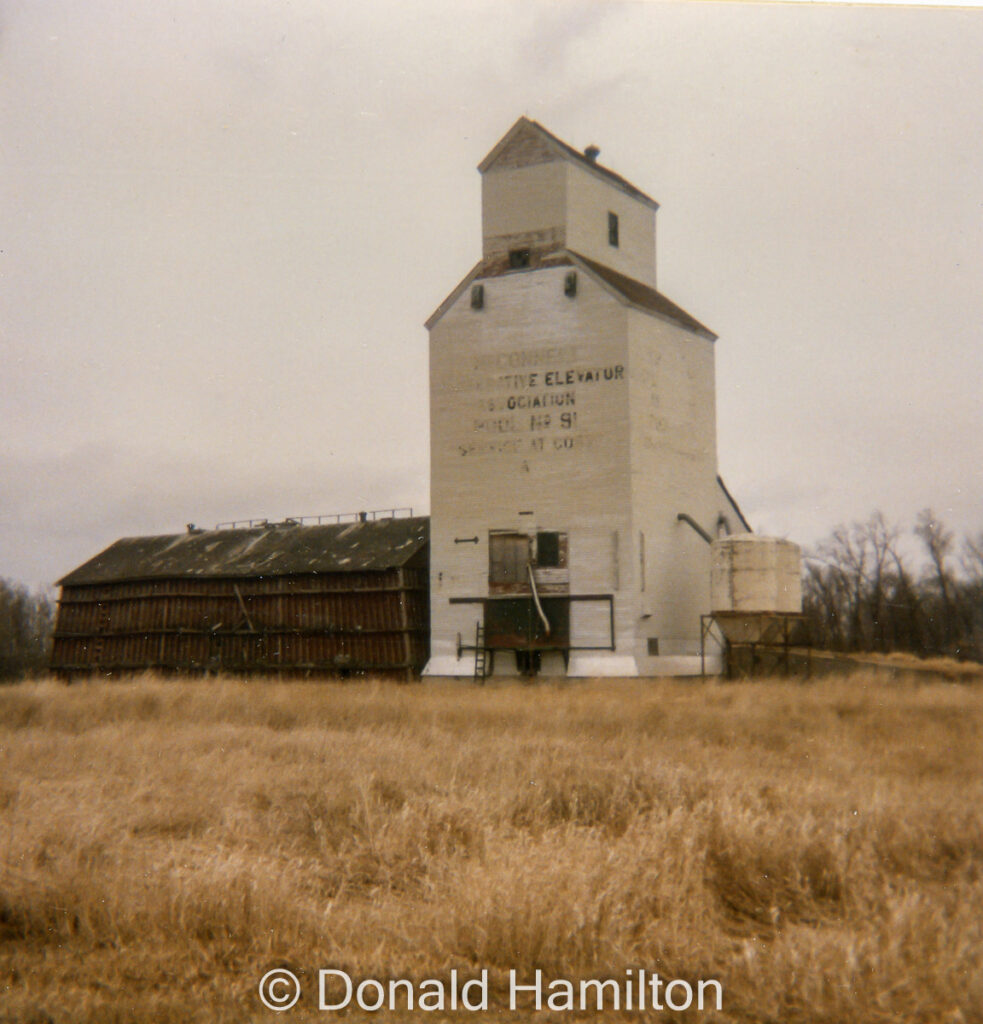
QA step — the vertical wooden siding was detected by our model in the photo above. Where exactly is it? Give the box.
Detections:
[51,569,429,678]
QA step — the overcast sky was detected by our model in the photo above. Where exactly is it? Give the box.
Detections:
[3,0,982,591]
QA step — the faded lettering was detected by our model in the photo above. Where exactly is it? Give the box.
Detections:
[455,348,625,457]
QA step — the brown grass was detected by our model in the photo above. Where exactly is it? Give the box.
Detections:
[804,649,983,682]
[1,673,982,1022]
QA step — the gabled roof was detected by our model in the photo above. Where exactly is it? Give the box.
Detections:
[426,247,715,340]
[58,517,429,586]
[570,252,716,340]
[424,260,483,331]
[478,117,660,211]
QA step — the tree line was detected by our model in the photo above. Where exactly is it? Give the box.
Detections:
[0,579,55,681]
[803,509,983,661]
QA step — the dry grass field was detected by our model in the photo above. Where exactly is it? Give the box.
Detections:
[1,673,981,1023]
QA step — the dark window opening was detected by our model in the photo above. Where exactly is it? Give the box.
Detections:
[470,283,484,309]
[647,638,660,656]
[508,248,531,269]
[608,211,619,248]
[564,271,577,297]
[536,531,561,567]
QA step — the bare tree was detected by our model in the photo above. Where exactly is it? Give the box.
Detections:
[865,511,897,651]
[0,579,55,681]
[915,509,957,653]
[804,510,981,661]
[803,558,847,649]
[804,512,928,656]
[960,532,983,660]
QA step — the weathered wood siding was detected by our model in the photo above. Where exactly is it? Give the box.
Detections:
[52,568,429,679]
[481,160,567,262]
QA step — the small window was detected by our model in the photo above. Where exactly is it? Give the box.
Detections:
[470,284,484,309]
[508,248,531,269]
[536,531,561,568]
[564,271,577,297]
[647,638,660,656]
[608,212,619,247]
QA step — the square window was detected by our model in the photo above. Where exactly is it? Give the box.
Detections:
[508,248,531,269]
[608,212,619,247]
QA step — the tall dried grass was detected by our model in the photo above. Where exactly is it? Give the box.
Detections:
[1,673,981,1022]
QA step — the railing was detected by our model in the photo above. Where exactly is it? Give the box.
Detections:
[215,507,414,530]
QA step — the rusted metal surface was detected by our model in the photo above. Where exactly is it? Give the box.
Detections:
[483,597,571,651]
[52,521,430,679]
[453,594,616,655]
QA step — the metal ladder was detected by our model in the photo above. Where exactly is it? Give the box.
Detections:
[473,622,488,683]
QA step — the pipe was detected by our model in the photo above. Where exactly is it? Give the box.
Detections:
[677,513,712,545]
[527,563,551,636]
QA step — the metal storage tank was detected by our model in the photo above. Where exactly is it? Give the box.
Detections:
[711,535,802,614]
[708,535,803,650]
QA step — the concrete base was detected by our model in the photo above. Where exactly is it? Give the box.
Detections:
[422,654,475,677]
[565,654,720,677]
[644,654,721,677]
[423,651,722,679]
[566,653,640,677]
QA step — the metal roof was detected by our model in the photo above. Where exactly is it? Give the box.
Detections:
[427,249,714,338]
[430,248,715,339]
[570,252,716,340]
[58,516,429,586]
[478,117,660,211]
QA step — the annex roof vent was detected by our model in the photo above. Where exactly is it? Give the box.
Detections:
[584,144,600,163]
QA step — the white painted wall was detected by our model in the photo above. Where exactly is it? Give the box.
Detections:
[626,308,727,673]
[427,265,638,676]
[429,124,727,677]
[479,142,657,286]
[481,161,567,260]
[564,163,657,287]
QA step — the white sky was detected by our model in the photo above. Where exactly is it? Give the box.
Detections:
[3,0,982,590]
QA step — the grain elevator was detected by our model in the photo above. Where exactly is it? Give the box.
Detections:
[425,117,749,678]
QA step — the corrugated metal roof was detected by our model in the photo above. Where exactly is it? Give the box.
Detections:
[58,517,429,586]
